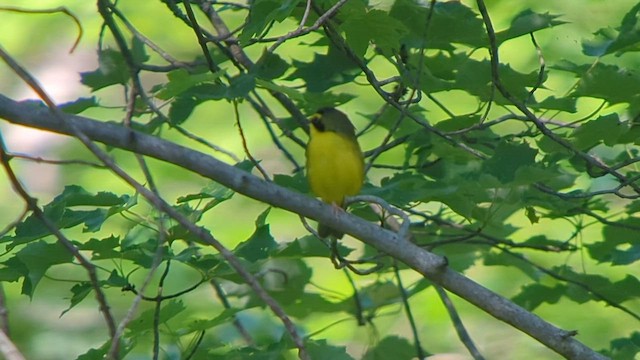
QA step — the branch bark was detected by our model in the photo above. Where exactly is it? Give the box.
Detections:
[0,94,608,360]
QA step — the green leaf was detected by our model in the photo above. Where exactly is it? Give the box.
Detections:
[255,258,312,306]
[178,182,235,212]
[184,83,228,102]
[370,172,431,206]
[355,280,400,311]
[496,10,566,44]
[76,342,111,360]
[288,45,361,92]
[226,73,256,99]
[80,49,130,91]
[279,292,349,318]
[598,275,640,304]
[127,300,186,332]
[0,257,28,283]
[525,206,540,224]
[306,339,354,360]
[57,185,124,206]
[429,242,482,273]
[234,208,277,262]
[119,228,166,268]
[61,282,93,316]
[275,235,354,258]
[167,96,198,125]
[186,308,242,333]
[434,115,481,132]
[131,35,149,64]
[0,186,132,243]
[340,8,408,57]
[155,69,223,100]
[301,92,357,113]
[512,283,566,310]
[610,244,640,265]
[59,97,99,114]
[105,270,128,287]
[600,332,640,360]
[418,1,486,50]
[456,59,544,103]
[530,96,577,113]
[256,78,305,101]
[583,3,640,56]
[184,253,221,274]
[557,61,640,104]
[79,235,120,260]
[571,114,625,149]
[589,217,640,263]
[363,336,422,360]
[253,51,289,80]
[273,173,309,195]
[521,235,575,252]
[483,251,540,281]
[483,142,537,183]
[16,240,73,297]
[0,209,60,248]
[375,107,422,138]
[552,266,640,304]
[239,0,303,44]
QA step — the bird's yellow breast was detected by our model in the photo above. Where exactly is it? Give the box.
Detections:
[306,128,364,205]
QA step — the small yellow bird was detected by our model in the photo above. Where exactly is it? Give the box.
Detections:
[306,108,365,238]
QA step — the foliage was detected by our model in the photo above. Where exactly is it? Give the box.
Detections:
[0,0,639,359]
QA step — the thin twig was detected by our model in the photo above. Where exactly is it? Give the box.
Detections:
[124,278,206,302]
[234,100,270,180]
[267,0,349,52]
[434,286,485,360]
[0,207,28,238]
[184,330,206,360]
[7,152,107,168]
[153,260,172,360]
[0,5,82,53]
[342,269,366,326]
[392,262,426,359]
[173,125,241,163]
[210,279,255,345]
[346,195,410,239]
[182,0,220,73]
[110,4,189,68]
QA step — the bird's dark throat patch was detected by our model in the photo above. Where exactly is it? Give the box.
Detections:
[311,116,325,132]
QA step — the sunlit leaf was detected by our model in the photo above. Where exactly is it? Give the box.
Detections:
[80,49,130,90]
[496,10,566,44]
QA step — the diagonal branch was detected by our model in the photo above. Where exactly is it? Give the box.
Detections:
[0,94,607,360]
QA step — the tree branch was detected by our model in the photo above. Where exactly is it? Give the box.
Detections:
[0,94,607,360]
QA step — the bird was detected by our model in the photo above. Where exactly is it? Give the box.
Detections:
[306,107,365,238]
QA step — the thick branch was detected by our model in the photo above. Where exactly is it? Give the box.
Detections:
[0,95,607,360]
